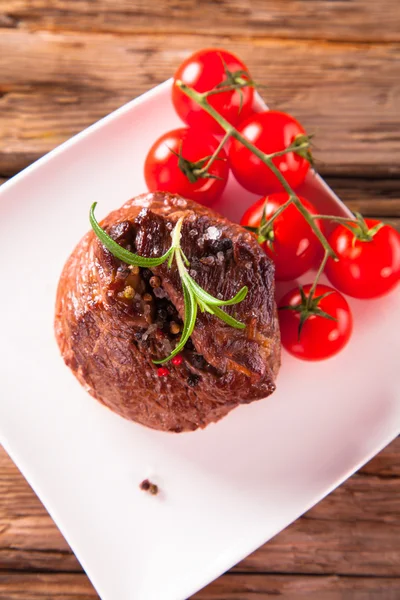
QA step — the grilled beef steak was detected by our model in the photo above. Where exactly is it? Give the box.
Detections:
[55,192,280,432]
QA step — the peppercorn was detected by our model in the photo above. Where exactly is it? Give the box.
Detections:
[149,275,161,288]
[139,479,159,495]
[170,322,181,334]
[157,308,168,321]
[209,238,233,253]
[191,353,206,369]
[221,238,233,251]
[187,373,200,387]
[141,268,152,281]
[186,338,194,350]
[171,354,183,366]
[157,367,170,377]
[122,285,135,299]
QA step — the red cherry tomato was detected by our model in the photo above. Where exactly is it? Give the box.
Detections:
[172,48,254,135]
[279,284,353,361]
[144,127,229,206]
[325,219,400,299]
[229,111,311,195]
[240,193,321,281]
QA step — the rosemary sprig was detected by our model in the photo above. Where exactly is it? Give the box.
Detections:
[90,203,248,364]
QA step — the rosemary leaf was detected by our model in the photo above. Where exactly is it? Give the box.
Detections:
[90,203,173,267]
[154,281,197,364]
[188,275,248,307]
[212,305,246,329]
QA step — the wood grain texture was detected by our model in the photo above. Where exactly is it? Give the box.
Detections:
[325,178,400,222]
[0,573,97,599]
[1,572,400,600]
[2,0,400,43]
[192,574,400,599]
[0,29,399,177]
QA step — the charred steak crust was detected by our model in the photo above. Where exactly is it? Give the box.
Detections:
[55,192,281,432]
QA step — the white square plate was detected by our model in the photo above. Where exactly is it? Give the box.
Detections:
[0,80,399,600]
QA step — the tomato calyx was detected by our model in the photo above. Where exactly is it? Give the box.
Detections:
[208,54,256,114]
[331,212,385,243]
[256,204,275,248]
[243,202,278,250]
[168,144,225,183]
[216,58,253,89]
[291,134,314,166]
[279,286,337,340]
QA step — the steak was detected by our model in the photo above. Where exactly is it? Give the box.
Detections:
[55,192,280,432]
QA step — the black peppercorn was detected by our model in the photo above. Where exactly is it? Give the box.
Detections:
[191,353,206,369]
[157,308,168,321]
[221,238,233,251]
[187,373,200,387]
[185,338,195,351]
[141,268,152,281]
[209,238,233,254]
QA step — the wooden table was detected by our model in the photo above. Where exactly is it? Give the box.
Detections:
[1,2,399,598]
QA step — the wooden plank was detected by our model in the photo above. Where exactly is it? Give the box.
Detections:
[0,572,98,599]
[327,178,400,218]
[353,438,400,477]
[1,441,399,576]
[2,1,400,43]
[1,572,400,600]
[239,517,400,576]
[0,30,399,177]
[2,499,399,576]
[192,574,400,599]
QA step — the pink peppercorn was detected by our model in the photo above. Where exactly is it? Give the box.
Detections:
[157,367,170,377]
[171,354,183,366]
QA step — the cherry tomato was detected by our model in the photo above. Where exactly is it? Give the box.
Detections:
[279,284,353,361]
[229,111,311,195]
[144,127,229,206]
[172,48,254,135]
[240,193,321,280]
[325,219,400,299]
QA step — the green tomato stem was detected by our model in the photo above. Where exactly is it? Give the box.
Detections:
[307,249,330,308]
[260,197,293,235]
[205,81,252,97]
[290,195,337,259]
[313,214,352,222]
[176,80,337,259]
[194,131,231,176]
[265,141,311,160]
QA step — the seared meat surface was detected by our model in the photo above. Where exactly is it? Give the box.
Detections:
[55,192,280,432]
